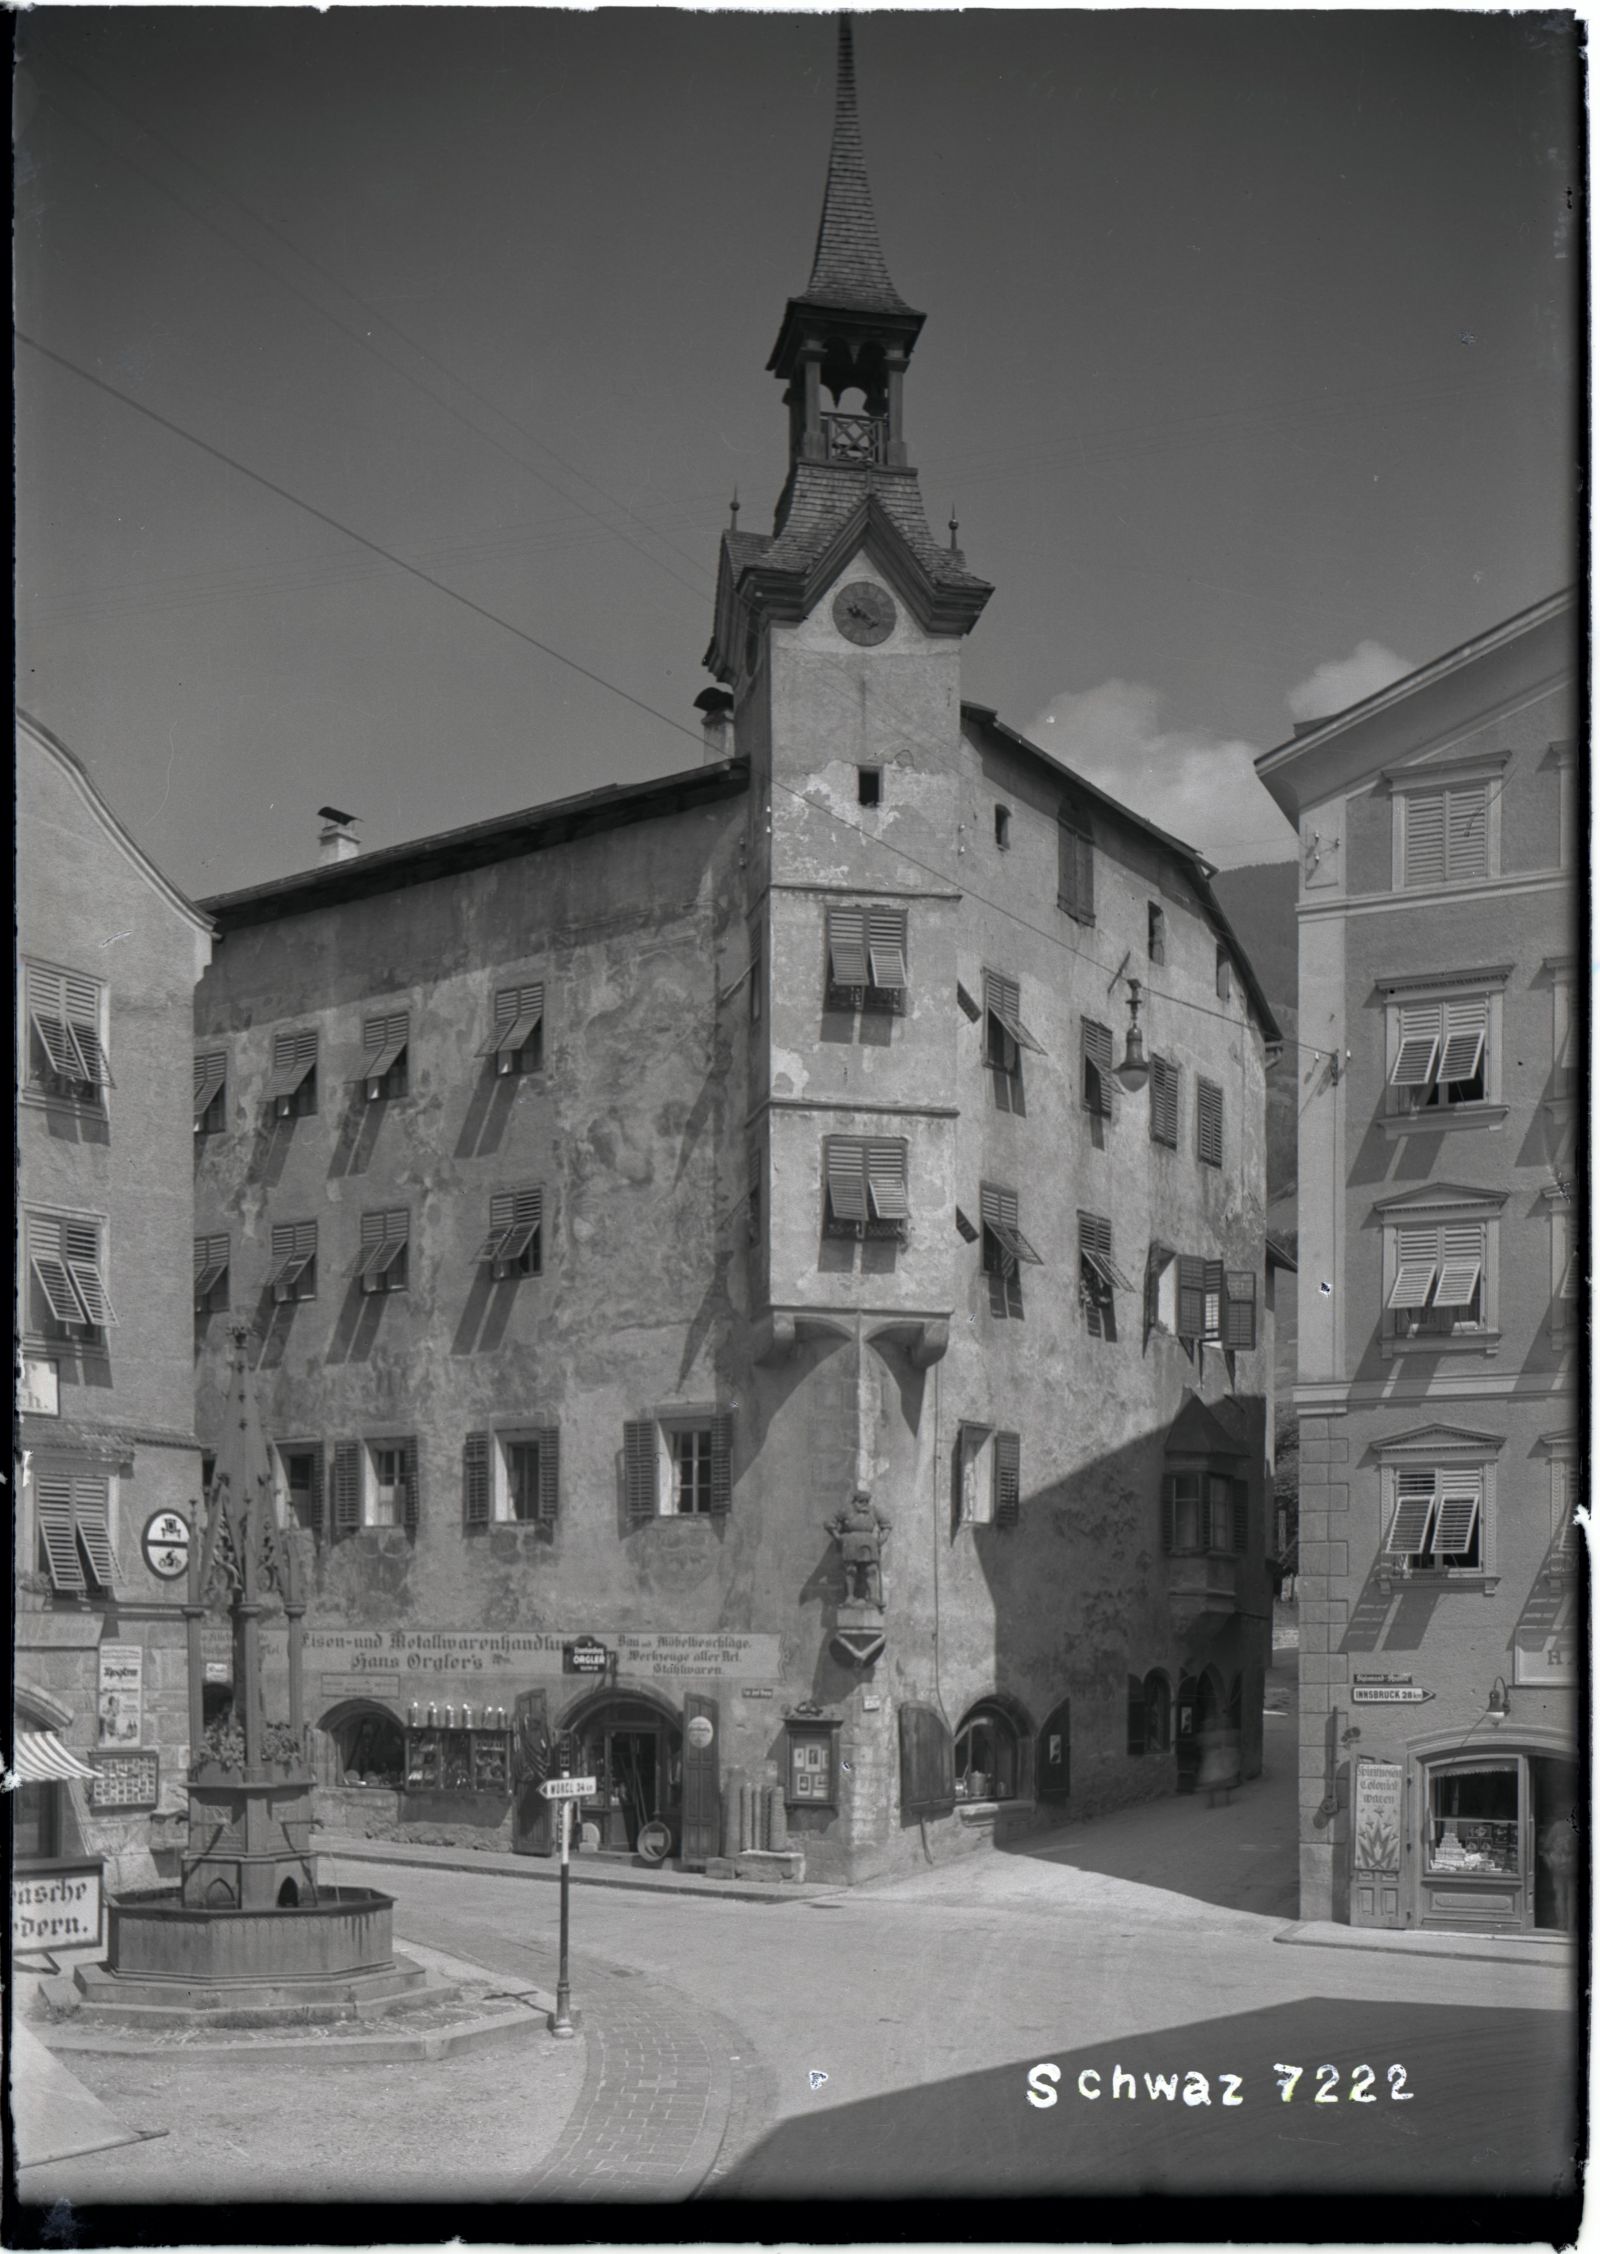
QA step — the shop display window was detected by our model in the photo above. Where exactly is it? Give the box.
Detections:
[404,1722,512,1794]
[953,1702,1020,1802]
[1427,1760,1519,1876]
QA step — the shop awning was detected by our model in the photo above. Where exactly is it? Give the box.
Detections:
[13,1731,97,1783]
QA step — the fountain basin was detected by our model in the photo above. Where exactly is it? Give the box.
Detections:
[105,1883,396,1986]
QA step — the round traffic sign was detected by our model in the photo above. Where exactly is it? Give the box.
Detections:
[142,1509,192,1581]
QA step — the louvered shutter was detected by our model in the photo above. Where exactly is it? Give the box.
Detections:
[193,1051,227,1122]
[332,1441,362,1538]
[1202,1259,1225,1338]
[865,1142,909,1223]
[1150,1055,1178,1145]
[397,1437,420,1534]
[463,1433,491,1528]
[266,1028,317,1100]
[898,1702,955,1815]
[1176,1256,1207,1338]
[29,1216,86,1326]
[1127,1676,1147,1755]
[1082,1018,1113,1115]
[35,1475,87,1593]
[1385,1472,1435,1555]
[1207,1475,1234,1553]
[826,1138,869,1225]
[1438,1000,1486,1085]
[65,973,109,1086]
[64,1217,116,1327]
[74,1478,115,1587]
[624,1420,659,1521]
[1197,1079,1223,1167]
[866,907,907,994]
[1223,1269,1257,1349]
[709,1413,733,1515]
[993,1431,1021,1526]
[1231,1484,1249,1554]
[1432,1223,1484,1309]
[986,971,1043,1055]
[537,1426,561,1524]
[1432,1478,1481,1557]
[362,1010,409,1086]
[484,983,544,1062]
[1404,793,1447,887]
[1391,1003,1443,1088]
[1388,1226,1438,1310]
[1058,811,1094,921]
[826,907,869,989]
[305,1447,325,1541]
[1446,784,1489,878]
[27,965,89,1080]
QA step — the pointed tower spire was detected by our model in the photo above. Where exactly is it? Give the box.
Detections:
[805,17,911,313]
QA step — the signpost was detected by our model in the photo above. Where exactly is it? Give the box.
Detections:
[1350,1684,1434,1705]
[540,1771,596,2037]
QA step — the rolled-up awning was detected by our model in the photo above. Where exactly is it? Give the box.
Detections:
[13,1731,97,1783]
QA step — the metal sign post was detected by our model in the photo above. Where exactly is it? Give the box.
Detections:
[540,1769,595,2039]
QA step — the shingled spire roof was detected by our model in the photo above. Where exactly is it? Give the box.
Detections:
[798,17,914,315]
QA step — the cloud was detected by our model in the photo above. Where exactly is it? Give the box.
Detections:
[1023,679,1297,870]
[1286,640,1413,724]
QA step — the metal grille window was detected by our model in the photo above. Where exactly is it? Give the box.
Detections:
[265,1029,318,1117]
[623,1413,733,1520]
[481,982,544,1075]
[1402,783,1490,887]
[980,1182,1043,1277]
[27,1212,118,1337]
[193,1233,230,1315]
[267,1220,318,1302]
[1389,998,1488,1107]
[1057,804,1095,923]
[479,1188,542,1278]
[1081,1018,1114,1116]
[983,970,1043,1075]
[24,962,109,1103]
[354,1209,410,1293]
[1149,1054,1179,1147]
[34,1470,115,1595]
[1078,1213,1132,1339]
[362,1010,410,1100]
[194,1051,227,1134]
[825,905,907,1011]
[1196,1078,1224,1167]
[1148,903,1165,964]
[824,1137,909,1238]
[1387,1221,1487,1335]
[1383,1467,1483,1570]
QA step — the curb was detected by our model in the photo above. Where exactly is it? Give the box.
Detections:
[1273,1920,1578,1969]
[316,1837,821,1905]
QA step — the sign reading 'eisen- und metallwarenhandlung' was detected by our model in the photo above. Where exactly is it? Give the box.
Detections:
[223,1626,785,1682]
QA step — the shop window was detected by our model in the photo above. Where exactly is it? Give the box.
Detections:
[335,1707,405,1787]
[479,1187,542,1279]
[1196,1077,1224,1168]
[1149,1054,1179,1148]
[482,982,544,1076]
[1081,1017,1114,1115]
[361,1010,410,1101]
[825,905,907,1013]
[275,1445,324,1538]
[824,1137,909,1240]
[898,1702,955,1816]
[34,1469,116,1595]
[1078,1213,1132,1339]
[953,1702,1020,1803]
[623,1411,733,1520]
[1382,1467,1483,1572]
[23,961,109,1107]
[354,1208,409,1294]
[1162,1472,1247,1556]
[1385,1219,1492,1341]
[954,1423,1021,1528]
[193,1050,228,1134]
[1427,1760,1518,1878]
[267,1220,318,1303]
[193,1234,230,1317]
[26,1210,118,1341]
[331,1436,419,1538]
[265,1028,318,1118]
[784,1721,840,1811]
[1057,801,1095,924]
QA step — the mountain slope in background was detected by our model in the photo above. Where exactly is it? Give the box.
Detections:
[1211,860,1300,1207]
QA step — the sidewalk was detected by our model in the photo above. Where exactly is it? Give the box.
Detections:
[313,1828,827,1904]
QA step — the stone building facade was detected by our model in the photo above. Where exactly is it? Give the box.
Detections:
[189,25,1283,1886]
[1257,589,1580,1933]
[16,712,214,1895]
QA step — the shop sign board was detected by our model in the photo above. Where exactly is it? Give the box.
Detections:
[97,1644,143,1747]
[14,1864,102,1950]
[540,1776,598,1800]
[322,1671,401,1700]
[563,1638,610,1675]
[1353,1760,1404,1874]
[88,1749,160,1812]
[244,1626,784,1682]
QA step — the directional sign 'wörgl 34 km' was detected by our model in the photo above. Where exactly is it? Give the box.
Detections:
[540,1776,598,1799]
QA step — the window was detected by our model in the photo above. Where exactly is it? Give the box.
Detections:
[1057,802,1095,923]
[193,1233,230,1316]
[276,1447,324,1538]
[1388,998,1488,1112]
[482,982,544,1076]
[1078,1213,1132,1339]
[1215,945,1231,1002]
[1426,1759,1518,1876]
[983,970,1042,1079]
[1383,1467,1482,1572]
[785,1721,840,1810]
[23,962,109,1106]
[26,1211,117,1340]
[1163,1472,1248,1555]
[1148,903,1165,964]
[267,1220,318,1303]
[858,766,882,808]
[1399,781,1491,888]
[33,1469,115,1595]
[1549,1195,1578,1340]
[479,1188,542,1279]
[1219,1266,1256,1348]
[1081,1017,1114,1116]
[994,804,1011,850]
[1126,1670,1172,1755]
[825,905,907,1012]
[980,1181,1043,1284]
[194,1051,227,1135]
[824,1137,909,1239]
[354,1209,409,1294]
[1149,1054,1179,1148]
[463,1428,561,1527]
[331,1436,419,1537]
[1386,1220,1488,1338]
[265,1028,318,1118]
[955,1424,1021,1527]
[953,1702,1020,1803]
[623,1411,733,1519]
[361,1010,409,1101]
[1196,1078,1223,1167]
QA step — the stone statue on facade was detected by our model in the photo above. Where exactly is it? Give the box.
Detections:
[828,1489,890,1610]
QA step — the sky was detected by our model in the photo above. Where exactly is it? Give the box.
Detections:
[15,7,1583,897]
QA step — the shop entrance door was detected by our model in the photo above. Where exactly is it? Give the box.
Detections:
[574,1699,683,1854]
[1532,1755,1580,1932]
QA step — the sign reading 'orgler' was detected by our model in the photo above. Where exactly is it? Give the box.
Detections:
[244,1626,784,1682]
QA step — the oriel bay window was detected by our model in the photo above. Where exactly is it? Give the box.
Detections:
[482,982,544,1076]
[824,1137,909,1239]
[355,1209,410,1294]
[25,962,109,1105]
[479,1187,542,1279]
[26,1211,117,1341]
[267,1221,318,1303]
[463,1426,560,1527]
[265,1028,318,1118]
[1163,1472,1248,1555]
[1078,1213,1132,1339]
[332,1437,420,1536]
[623,1411,733,1519]
[34,1468,116,1595]
[361,1010,410,1101]
[825,904,908,1012]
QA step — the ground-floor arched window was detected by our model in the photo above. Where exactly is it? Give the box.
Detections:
[953,1702,1021,1802]
[1143,1670,1172,1753]
[328,1705,404,1786]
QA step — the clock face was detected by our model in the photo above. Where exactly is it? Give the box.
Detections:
[832,580,897,647]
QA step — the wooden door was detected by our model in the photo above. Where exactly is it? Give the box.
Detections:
[511,1688,553,1856]
[680,1693,719,1866]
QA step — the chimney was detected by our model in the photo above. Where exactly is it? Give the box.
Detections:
[316,805,361,864]
[694,686,736,766]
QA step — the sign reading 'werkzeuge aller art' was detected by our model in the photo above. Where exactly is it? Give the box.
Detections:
[209,1625,785,1684]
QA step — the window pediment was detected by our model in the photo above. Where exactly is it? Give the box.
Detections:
[1381,749,1510,794]
[1372,1182,1508,1220]
[1374,963,1512,999]
[1372,1422,1505,1462]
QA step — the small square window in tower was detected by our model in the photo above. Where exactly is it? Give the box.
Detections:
[858,767,883,808]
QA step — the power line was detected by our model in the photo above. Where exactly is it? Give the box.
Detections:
[17,329,709,757]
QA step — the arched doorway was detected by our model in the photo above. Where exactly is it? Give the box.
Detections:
[562,1692,684,1855]
[314,1700,405,1789]
[1037,1700,1071,1802]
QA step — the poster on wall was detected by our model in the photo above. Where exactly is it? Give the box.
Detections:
[97,1643,144,1747]
[1352,1758,1404,1873]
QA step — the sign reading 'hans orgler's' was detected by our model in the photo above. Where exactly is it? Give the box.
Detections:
[213,1625,785,1683]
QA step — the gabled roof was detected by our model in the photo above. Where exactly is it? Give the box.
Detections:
[1165,1392,1251,1460]
[19,709,214,941]
[961,703,1282,1045]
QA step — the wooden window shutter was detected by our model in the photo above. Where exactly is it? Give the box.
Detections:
[1391,1003,1443,1088]
[865,1142,909,1223]
[993,1431,1021,1526]
[1403,792,1447,887]
[826,1137,869,1225]
[305,1446,325,1541]
[398,1437,420,1534]
[1385,1472,1436,1555]
[1127,1675,1147,1756]
[1160,1478,1175,1554]
[1446,784,1489,878]
[1144,1242,1171,1345]
[74,1477,115,1587]
[1081,1019,1114,1115]
[1196,1079,1223,1167]
[35,1474,86,1593]
[332,1441,362,1538]
[194,1051,227,1121]
[537,1426,561,1524]
[1150,1054,1178,1146]
[624,1420,658,1522]
[1231,1484,1249,1554]
[463,1433,491,1528]
[826,906,868,989]
[1438,999,1487,1085]
[709,1413,733,1515]
[898,1702,955,1815]
[1223,1269,1257,1349]
[1176,1256,1207,1338]
[1058,808,1095,922]
[865,907,908,993]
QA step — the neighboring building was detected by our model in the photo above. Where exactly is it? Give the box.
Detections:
[190,24,1282,1886]
[1256,590,1581,1934]
[16,712,215,1898]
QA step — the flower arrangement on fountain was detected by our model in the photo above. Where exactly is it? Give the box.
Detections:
[193,1713,306,1777]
